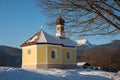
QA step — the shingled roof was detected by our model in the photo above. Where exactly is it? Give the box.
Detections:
[21,29,76,47]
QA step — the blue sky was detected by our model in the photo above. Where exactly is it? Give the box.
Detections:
[0,0,120,48]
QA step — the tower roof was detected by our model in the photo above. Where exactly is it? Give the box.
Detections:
[21,29,75,47]
[56,16,65,25]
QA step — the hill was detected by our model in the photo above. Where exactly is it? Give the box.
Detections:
[79,40,120,71]
[0,67,120,80]
[0,45,21,67]
[76,39,94,61]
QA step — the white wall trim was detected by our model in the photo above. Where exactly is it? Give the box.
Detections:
[36,45,38,64]
[62,47,75,49]
[46,63,76,64]
[60,46,62,64]
[46,45,48,64]
[22,63,37,65]
[22,63,76,66]
[37,44,62,47]
[22,45,36,48]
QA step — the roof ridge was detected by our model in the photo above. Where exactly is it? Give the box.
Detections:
[39,30,48,43]
[20,30,42,47]
[41,30,59,43]
[21,29,76,47]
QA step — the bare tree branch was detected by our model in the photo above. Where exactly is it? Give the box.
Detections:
[37,0,120,36]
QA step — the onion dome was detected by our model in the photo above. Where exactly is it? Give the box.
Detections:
[56,16,65,25]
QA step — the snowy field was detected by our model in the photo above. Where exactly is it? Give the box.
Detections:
[0,67,120,80]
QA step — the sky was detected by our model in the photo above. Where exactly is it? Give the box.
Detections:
[0,0,120,48]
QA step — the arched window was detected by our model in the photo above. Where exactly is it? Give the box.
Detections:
[51,49,57,59]
[66,51,71,60]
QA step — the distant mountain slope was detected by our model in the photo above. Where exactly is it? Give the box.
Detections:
[0,45,21,67]
[75,39,94,61]
[79,39,120,70]
[98,39,120,48]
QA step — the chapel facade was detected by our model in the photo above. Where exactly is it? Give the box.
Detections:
[21,16,76,69]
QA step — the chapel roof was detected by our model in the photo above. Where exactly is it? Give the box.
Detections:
[21,29,76,47]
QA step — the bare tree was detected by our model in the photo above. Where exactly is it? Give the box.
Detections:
[37,0,120,36]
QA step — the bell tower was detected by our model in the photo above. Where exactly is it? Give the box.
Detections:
[56,15,65,38]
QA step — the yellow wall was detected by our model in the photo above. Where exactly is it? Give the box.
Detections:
[62,47,76,64]
[22,45,37,65]
[22,44,76,66]
[37,45,46,64]
[47,45,61,64]
[47,45,76,64]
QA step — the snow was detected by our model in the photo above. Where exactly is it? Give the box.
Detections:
[40,30,76,47]
[37,30,47,43]
[60,38,76,47]
[77,62,88,66]
[76,39,87,45]
[25,29,76,47]
[0,67,120,80]
[27,35,39,43]
[76,39,91,46]
[40,30,62,44]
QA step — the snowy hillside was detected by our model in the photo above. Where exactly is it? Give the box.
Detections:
[0,67,120,80]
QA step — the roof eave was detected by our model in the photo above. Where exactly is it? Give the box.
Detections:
[20,42,36,47]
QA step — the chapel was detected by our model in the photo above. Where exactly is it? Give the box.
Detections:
[21,16,77,69]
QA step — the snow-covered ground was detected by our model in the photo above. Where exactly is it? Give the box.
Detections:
[0,67,120,80]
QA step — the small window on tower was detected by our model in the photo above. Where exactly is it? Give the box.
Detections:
[61,27,64,31]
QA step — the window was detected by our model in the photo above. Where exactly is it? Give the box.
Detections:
[27,49,31,55]
[57,27,60,31]
[66,51,71,60]
[61,27,64,31]
[51,50,56,59]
